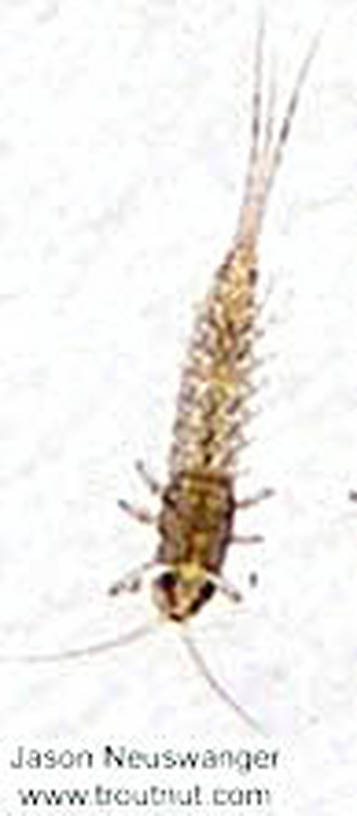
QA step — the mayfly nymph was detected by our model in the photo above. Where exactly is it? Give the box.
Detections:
[107,19,319,725]
[4,18,319,730]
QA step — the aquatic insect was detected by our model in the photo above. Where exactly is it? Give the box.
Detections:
[3,18,319,730]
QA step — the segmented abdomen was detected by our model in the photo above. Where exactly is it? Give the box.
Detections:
[169,245,258,479]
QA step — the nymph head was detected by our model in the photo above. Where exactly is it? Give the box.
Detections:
[152,564,215,622]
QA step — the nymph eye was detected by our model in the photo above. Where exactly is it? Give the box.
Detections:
[200,581,215,602]
[189,581,216,616]
[157,571,176,591]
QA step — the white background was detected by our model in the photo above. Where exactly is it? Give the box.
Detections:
[0,0,356,813]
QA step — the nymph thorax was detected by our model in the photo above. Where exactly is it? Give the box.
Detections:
[153,469,235,621]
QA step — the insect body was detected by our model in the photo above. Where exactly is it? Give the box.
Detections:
[3,19,319,729]
[106,20,319,726]
[151,249,266,622]
[113,19,318,627]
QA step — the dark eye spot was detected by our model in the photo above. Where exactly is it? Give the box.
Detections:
[189,581,215,615]
[157,571,176,591]
[201,580,215,601]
